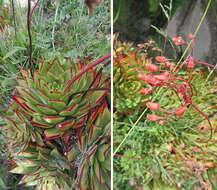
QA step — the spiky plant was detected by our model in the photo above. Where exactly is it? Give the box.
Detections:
[2,55,111,190]
[113,40,155,116]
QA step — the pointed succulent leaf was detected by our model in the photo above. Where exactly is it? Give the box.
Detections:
[66,145,79,162]
[56,120,75,130]
[87,145,98,166]
[88,125,102,145]
[59,104,78,116]
[78,161,89,190]
[43,116,65,124]
[44,128,64,140]
[32,121,52,128]
[97,144,110,162]
[93,158,103,185]
[36,104,57,115]
[48,99,66,112]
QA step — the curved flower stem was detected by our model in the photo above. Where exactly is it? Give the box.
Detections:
[27,0,32,68]
[29,0,40,20]
[27,0,40,70]
[191,103,212,142]
[194,60,217,69]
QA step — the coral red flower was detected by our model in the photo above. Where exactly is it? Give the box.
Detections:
[146,63,159,72]
[155,56,167,63]
[159,120,165,125]
[140,88,152,95]
[137,74,158,85]
[172,36,185,45]
[187,57,194,69]
[147,114,161,121]
[162,71,170,77]
[188,33,194,40]
[175,106,187,116]
[146,102,160,111]
[153,74,168,82]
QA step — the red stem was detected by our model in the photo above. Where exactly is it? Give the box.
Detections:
[30,0,40,20]
[191,104,213,142]
[171,77,194,100]
[115,152,152,160]
[27,0,32,68]
[194,60,217,69]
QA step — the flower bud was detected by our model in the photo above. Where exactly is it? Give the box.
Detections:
[140,88,152,95]
[187,57,194,69]
[146,63,159,72]
[146,102,160,111]
[175,106,187,116]
[172,36,185,45]
[188,33,194,40]
[153,74,168,82]
[155,56,167,63]
[147,114,160,121]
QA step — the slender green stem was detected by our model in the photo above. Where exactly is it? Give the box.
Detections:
[11,0,17,41]
[52,3,59,52]
[113,88,163,155]
[174,0,212,71]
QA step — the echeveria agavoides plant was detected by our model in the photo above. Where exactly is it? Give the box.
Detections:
[138,34,216,142]
[2,55,111,190]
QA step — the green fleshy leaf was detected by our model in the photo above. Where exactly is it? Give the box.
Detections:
[48,99,66,112]
[44,128,64,140]
[36,104,57,115]
[56,120,75,130]
[59,104,78,116]
[97,144,110,162]
[43,116,65,124]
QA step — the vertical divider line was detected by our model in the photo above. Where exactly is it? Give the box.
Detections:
[110,0,114,188]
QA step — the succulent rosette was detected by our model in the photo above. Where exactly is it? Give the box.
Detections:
[2,55,111,190]
[113,41,153,114]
